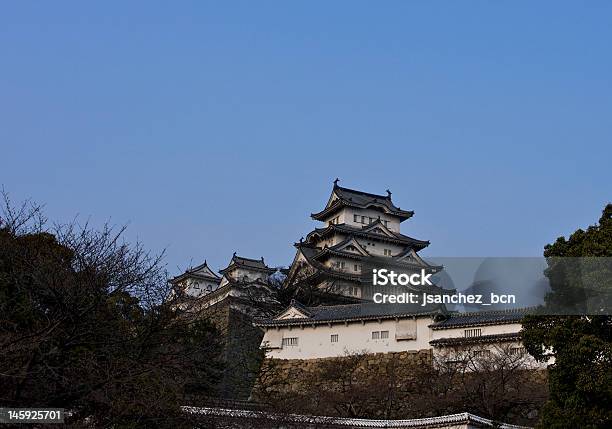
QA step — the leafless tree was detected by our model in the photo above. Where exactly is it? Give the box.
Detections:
[0,191,224,428]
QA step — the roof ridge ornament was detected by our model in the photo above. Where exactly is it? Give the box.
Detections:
[386,189,392,198]
[333,178,340,187]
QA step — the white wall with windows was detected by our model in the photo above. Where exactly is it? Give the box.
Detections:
[259,316,537,363]
[260,316,433,359]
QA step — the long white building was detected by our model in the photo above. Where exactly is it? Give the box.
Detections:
[255,300,535,363]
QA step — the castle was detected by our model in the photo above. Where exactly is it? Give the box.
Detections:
[170,180,546,372]
[285,179,447,300]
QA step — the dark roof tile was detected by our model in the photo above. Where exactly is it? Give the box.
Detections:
[255,301,446,326]
[430,308,533,330]
[311,185,414,221]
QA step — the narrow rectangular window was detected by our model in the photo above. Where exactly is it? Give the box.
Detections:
[464,328,482,338]
[380,330,389,339]
[372,331,380,340]
[282,337,299,347]
[340,261,345,269]
[331,334,338,343]
[354,214,358,222]
[510,347,525,356]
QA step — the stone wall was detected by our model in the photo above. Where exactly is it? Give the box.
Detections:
[255,349,432,393]
[192,297,265,400]
[252,350,548,427]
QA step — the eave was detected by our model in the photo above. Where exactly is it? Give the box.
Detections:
[306,224,430,250]
[254,309,443,328]
[429,332,521,347]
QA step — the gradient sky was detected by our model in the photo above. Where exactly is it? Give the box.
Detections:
[2,1,611,275]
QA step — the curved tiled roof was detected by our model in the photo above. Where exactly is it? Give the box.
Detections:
[292,242,451,294]
[429,307,533,330]
[430,332,522,347]
[169,260,221,284]
[306,224,430,250]
[183,407,531,428]
[311,185,414,222]
[254,301,446,327]
[220,253,275,274]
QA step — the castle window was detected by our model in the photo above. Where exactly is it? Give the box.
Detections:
[371,331,380,340]
[380,330,389,339]
[510,347,526,356]
[384,249,391,256]
[282,337,298,347]
[473,349,491,357]
[464,328,482,338]
[353,264,360,272]
[331,334,338,343]
[369,217,374,223]
[340,261,345,269]
[354,214,358,222]
[361,216,366,223]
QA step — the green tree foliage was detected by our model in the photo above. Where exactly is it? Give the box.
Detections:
[522,204,612,429]
[0,194,223,428]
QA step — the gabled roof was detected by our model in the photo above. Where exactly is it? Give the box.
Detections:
[255,301,446,327]
[219,253,275,275]
[287,242,452,295]
[169,260,221,285]
[311,236,372,262]
[429,307,533,330]
[275,300,313,320]
[361,219,397,238]
[306,223,430,250]
[329,236,370,256]
[311,182,414,222]
[393,248,443,272]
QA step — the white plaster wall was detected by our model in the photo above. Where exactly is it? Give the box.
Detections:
[260,318,549,369]
[430,322,523,341]
[325,256,363,274]
[343,207,401,232]
[261,316,434,359]
[354,237,406,257]
[225,267,267,283]
[179,278,219,297]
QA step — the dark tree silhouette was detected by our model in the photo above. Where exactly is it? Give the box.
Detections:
[0,191,224,428]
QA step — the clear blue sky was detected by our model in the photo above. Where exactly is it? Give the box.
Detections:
[2,1,610,274]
